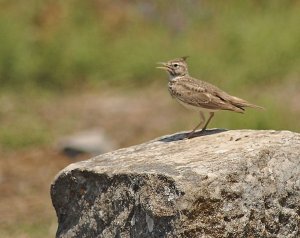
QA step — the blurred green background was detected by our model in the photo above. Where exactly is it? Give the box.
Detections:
[0,0,299,237]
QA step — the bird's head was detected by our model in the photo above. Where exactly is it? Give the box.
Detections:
[157,56,189,77]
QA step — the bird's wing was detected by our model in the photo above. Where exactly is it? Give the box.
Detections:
[216,91,264,109]
[170,78,244,112]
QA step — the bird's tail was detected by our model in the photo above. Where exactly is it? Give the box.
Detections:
[230,96,265,110]
[245,103,265,110]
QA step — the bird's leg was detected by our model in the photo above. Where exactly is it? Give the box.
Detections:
[201,112,214,131]
[187,111,205,139]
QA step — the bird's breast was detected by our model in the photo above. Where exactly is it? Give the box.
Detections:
[168,77,181,95]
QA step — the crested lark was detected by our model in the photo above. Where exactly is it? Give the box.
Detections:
[157,56,263,138]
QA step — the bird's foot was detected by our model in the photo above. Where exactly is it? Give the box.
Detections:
[186,129,207,139]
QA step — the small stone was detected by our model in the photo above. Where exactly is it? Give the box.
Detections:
[57,129,117,158]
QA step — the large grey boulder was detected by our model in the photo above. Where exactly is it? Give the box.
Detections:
[51,130,300,238]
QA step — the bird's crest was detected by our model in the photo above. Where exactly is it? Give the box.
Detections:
[181,56,189,61]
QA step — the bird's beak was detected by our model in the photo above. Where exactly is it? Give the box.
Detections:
[156,62,169,70]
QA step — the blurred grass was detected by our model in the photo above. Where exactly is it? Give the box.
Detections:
[1,220,56,238]
[0,1,299,90]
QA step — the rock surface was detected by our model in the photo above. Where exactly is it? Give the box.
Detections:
[51,130,300,238]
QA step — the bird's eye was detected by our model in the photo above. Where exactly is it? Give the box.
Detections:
[173,63,178,67]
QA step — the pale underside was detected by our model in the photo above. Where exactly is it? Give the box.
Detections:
[175,98,218,113]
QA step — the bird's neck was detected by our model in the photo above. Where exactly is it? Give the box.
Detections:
[168,74,188,81]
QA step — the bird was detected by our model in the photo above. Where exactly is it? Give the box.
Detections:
[157,56,263,139]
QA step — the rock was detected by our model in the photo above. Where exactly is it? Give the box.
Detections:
[51,130,300,238]
[57,129,117,158]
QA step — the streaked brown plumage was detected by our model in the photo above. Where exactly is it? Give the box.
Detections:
[157,56,263,138]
